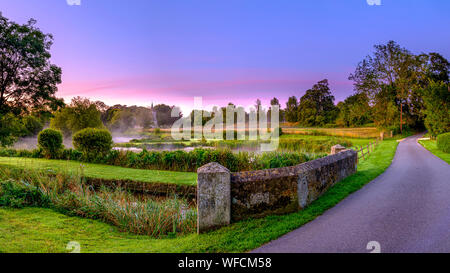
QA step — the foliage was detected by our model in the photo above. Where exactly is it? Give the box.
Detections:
[285,96,298,122]
[72,128,113,160]
[297,79,338,126]
[21,115,44,137]
[436,132,450,153]
[0,180,50,208]
[336,93,372,127]
[419,139,450,164]
[422,81,450,137]
[0,113,23,147]
[37,129,63,158]
[50,97,104,136]
[349,40,449,132]
[0,14,63,115]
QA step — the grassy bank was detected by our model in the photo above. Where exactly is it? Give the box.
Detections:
[0,157,197,186]
[419,140,450,164]
[0,140,398,253]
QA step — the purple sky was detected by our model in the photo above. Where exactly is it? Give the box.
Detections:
[1,0,449,114]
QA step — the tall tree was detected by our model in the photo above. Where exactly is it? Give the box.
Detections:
[297,79,338,126]
[50,97,103,136]
[349,41,423,133]
[285,96,298,122]
[0,14,62,114]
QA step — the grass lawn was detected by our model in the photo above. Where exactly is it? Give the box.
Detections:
[419,140,450,164]
[0,157,197,186]
[0,140,398,253]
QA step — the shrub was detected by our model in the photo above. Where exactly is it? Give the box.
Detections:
[436,132,450,153]
[0,180,50,208]
[38,129,63,158]
[73,128,113,160]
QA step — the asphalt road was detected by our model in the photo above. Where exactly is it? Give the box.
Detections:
[253,134,450,253]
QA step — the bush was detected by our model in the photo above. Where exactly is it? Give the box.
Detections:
[0,180,50,208]
[436,132,450,153]
[38,129,63,158]
[73,128,113,160]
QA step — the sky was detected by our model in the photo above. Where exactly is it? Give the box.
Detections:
[0,0,449,114]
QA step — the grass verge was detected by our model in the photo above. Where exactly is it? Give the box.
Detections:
[0,157,197,186]
[0,140,398,253]
[418,139,450,164]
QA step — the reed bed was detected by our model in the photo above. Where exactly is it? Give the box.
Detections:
[0,166,197,238]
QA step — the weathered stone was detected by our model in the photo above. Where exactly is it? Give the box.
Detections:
[197,162,231,233]
[331,144,347,155]
[229,150,358,221]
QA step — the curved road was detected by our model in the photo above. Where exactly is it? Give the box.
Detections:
[253,134,450,253]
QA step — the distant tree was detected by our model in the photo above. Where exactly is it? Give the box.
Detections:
[336,93,372,127]
[285,96,298,122]
[0,113,23,147]
[297,79,338,126]
[154,104,182,126]
[270,97,280,107]
[426,53,450,83]
[269,97,282,122]
[50,97,103,136]
[22,115,44,136]
[0,14,62,115]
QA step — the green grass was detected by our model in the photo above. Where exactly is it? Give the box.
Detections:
[419,139,450,164]
[0,157,197,186]
[0,140,398,253]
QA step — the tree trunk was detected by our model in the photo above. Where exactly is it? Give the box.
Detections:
[400,103,403,134]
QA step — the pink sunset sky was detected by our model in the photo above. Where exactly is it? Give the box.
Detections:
[1,0,449,115]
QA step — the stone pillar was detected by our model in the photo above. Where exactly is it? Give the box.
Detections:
[331,144,346,155]
[197,162,231,233]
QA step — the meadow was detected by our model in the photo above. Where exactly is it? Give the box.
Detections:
[0,139,398,253]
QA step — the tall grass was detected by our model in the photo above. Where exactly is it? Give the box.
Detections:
[0,167,197,238]
[282,127,380,138]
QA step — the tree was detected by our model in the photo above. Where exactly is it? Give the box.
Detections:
[297,79,338,126]
[22,115,43,136]
[50,97,103,136]
[422,81,450,137]
[0,113,23,147]
[285,96,298,122]
[0,14,62,115]
[372,85,400,131]
[349,41,425,133]
[336,93,372,127]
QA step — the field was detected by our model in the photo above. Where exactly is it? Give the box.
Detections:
[282,127,380,139]
[0,139,398,253]
[0,157,197,186]
[418,140,450,164]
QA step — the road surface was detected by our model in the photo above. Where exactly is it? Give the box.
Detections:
[253,134,450,253]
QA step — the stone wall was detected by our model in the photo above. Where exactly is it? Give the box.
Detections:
[230,149,357,221]
[197,149,357,232]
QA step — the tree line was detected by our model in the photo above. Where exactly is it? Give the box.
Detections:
[1,14,449,147]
